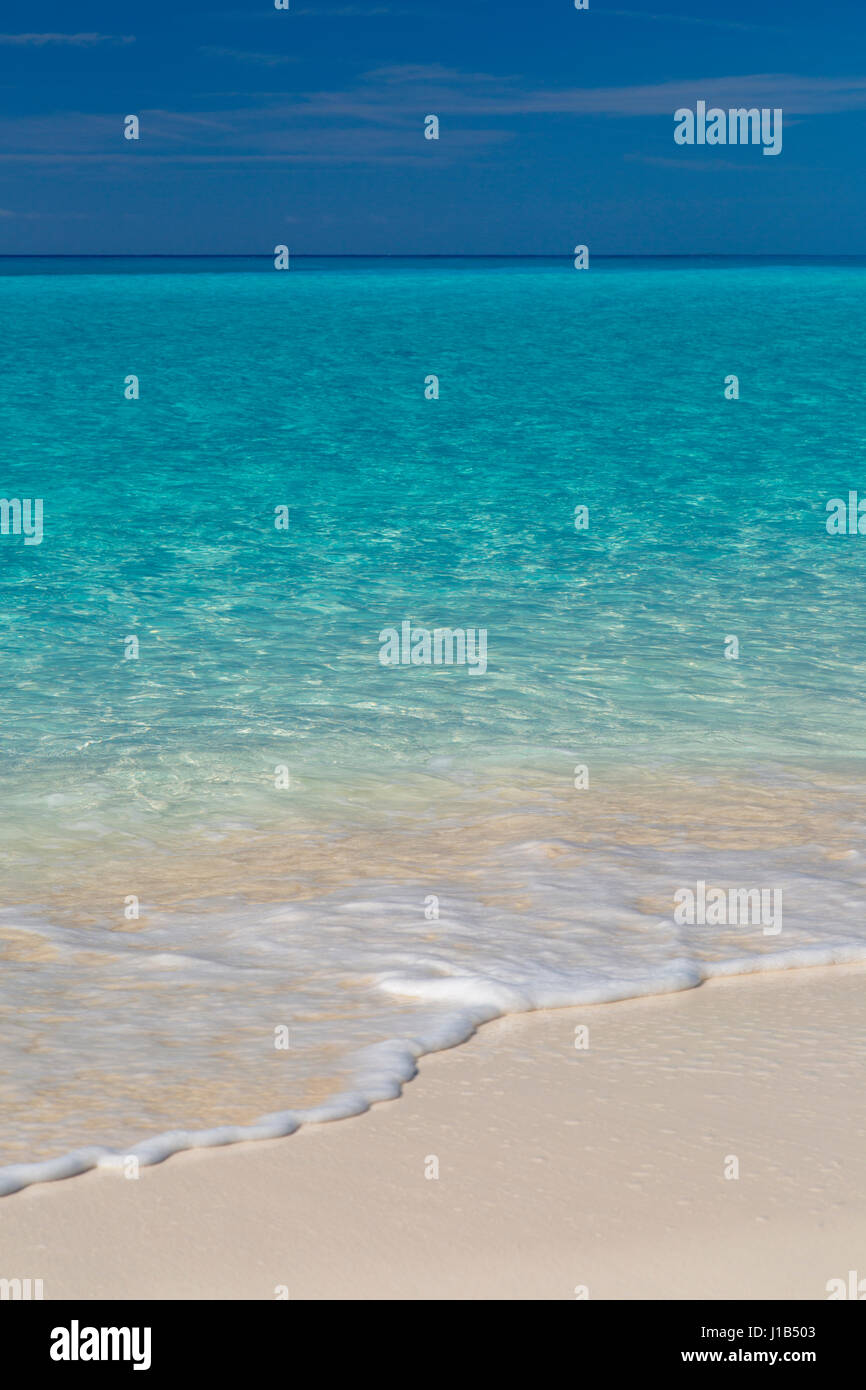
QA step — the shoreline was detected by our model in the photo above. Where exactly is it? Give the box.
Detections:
[2,959,865,1299]
[4,935,865,1199]
[6,756,866,1190]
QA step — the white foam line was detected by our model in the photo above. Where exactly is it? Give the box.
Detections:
[3,942,866,1198]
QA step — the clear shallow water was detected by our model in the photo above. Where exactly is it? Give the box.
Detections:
[1,257,866,1192]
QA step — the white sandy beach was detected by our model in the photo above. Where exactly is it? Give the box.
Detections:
[1,962,864,1300]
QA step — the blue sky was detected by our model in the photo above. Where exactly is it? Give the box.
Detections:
[0,0,864,254]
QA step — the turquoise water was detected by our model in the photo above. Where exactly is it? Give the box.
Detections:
[2,258,866,1192]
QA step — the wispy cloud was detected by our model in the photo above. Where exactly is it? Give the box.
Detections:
[1,66,863,169]
[0,207,91,223]
[199,47,298,67]
[0,33,134,47]
[215,3,408,14]
[292,5,410,13]
[0,99,508,165]
[604,10,785,35]
[325,66,866,119]
[188,65,865,125]
[625,153,791,172]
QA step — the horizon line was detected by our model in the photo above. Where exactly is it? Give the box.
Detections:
[0,252,864,260]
